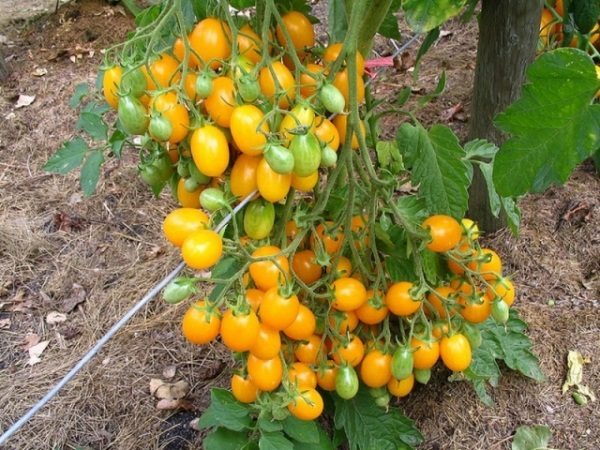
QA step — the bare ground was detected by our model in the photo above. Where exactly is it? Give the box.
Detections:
[0,2,599,449]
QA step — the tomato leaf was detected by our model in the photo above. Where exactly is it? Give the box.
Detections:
[77,112,108,141]
[80,150,104,197]
[69,83,89,108]
[258,416,283,433]
[333,387,423,450]
[376,141,403,173]
[198,388,252,432]
[109,129,127,158]
[420,249,442,285]
[511,425,552,450]
[282,416,319,444]
[83,101,111,116]
[259,431,294,450]
[494,49,600,197]
[204,427,250,450]
[44,138,88,174]
[291,425,335,450]
[397,123,470,219]
[135,4,162,26]
[402,0,468,33]
[463,139,498,161]
[378,0,402,40]
[327,0,348,42]
[501,197,521,237]
[413,27,439,76]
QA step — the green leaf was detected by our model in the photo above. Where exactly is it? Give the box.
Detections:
[402,0,468,33]
[377,140,404,172]
[80,150,104,197]
[511,425,552,450]
[282,416,318,444]
[464,139,498,160]
[420,249,442,285]
[208,257,245,302]
[259,431,294,450]
[109,129,127,158]
[135,4,161,26]
[44,138,88,174]
[327,0,348,42]
[418,70,446,106]
[77,112,108,141]
[258,417,283,433]
[378,8,401,40]
[397,123,470,218]
[333,387,423,450]
[69,83,89,108]
[572,0,600,34]
[292,425,334,450]
[204,427,250,450]
[478,162,502,217]
[395,87,412,106]
[198,388,252,432]
[414,27,439,75]
[230,0,256,9]
[501,197,521,237]
[494,49,600,197]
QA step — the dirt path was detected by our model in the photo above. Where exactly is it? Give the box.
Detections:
[0,2,598,450]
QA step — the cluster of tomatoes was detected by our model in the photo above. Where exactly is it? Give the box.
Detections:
[539,0,600,48]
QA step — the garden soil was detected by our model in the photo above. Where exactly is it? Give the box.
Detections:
[0,1,598,449]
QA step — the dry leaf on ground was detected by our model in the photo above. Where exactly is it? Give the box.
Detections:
[27,340,49,366]
[61,283,87,313]
[46,311,67,324]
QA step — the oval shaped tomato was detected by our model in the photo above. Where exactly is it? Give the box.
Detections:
[332,334,365,367]
[204,76,236,127]
[290,132,321,176]
[249,245,290,290]
[288,388,323,421]
[144,54,180,90]
[220,308,260,352]
[150,92,190,144]
[118,95,148,135]
[103,66,122,109]
[291,172,319,192]
[230,104,269,156]
[280,103,316,146]
[360,349,392,388]
[237,75,262,103]
[163,208,209,247]
[230,154,260,198]
[332,277,367,312]
[245,288,264,312]
[320,83,346,114]
[181,300,220,345]
[181,229,223,269]
[413,368,431,385]
[385,282,421,316]
[295,335,322,364]
[291,250,322,285]
[231,374,258,403]
[149,114,173,142]
[356,290,388,324]
[191,125,230,177]
[259,287,300,330]
[316,360,338,391]
[332,69,364,106]
[485,276,515,307]
[332,114,365,150]
[237,23,263,64]
[387,373,414,398]
[244,199,275,240]
[410,336,440,370]
[177,178,202,209]
[190,17,231,69]
[425,285,454,320]
[328,256,352,278]
[120,66,147,98]
[172,35,198,68]
[458,293,491,324]
[491,299,510,324]
[391,346,414,381]
[314,116,340,151]
[335,364,359,399]
[259,62,295,109]
[283,304,316,340]
[264,144,295,174]
[249,323,281,360]
[422,215,462,253]
[299,63,324,98]
[440,333,472,372]
[323,42,365,76]
[256,157,292,203]
[195,72,213,98]
[247,354,282,392]
[468,248,502,280]
[311,221,343,254]
[288,362,317,389]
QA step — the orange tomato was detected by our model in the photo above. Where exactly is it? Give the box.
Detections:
[237,24,263,64]
[410,336,440,370]
[204,76,236,128]
[150,92,190,144]
[190,18,231,69]
[259,62,296,109]
[311,221,343,254]
[386,282,421,316]
[231,374,258,403]
[176,178,203,208]
[230,154,260,198]
[292,249,322,285]
[144,54,180,90]
[299,63,324,98]
[284,304,316,340]
[249,245,290,290]
[276,11,315,58]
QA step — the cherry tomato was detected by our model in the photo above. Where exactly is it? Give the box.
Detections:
[410,336,440,370]
[256,157,292,203]
[237,24,263,64]
[181,300,220,345]
[243,199,275,240]
[150,92,190,144]
[220,308,260,352]
[458,293,491,324]
[176,178,202,209]
[311,221,343,254]
[103,66,122,109]
[144,54,180,90]
[181,229,223,269]
[118,95,148,135]
[249,323,281,360]
[204,76,236,127]
[385,282,421,316]
[288,388,323,421]
[468,248,502,280]
[332,277,367,311]
[247,354,282,392]
[245,288,264,312]
[173,35,198,68]
[230,154,260,198]
[314,116,340,151]
[332,69,365,106]
[356,290,388,324]
[190,18,231,69]
[284,304,316,340]
[447,240,473,275]
[191,125,230,177]
[425,285,454,319]
[291,171,319,192]
[360,349,392,388]
[259,62,296,109]
[327,256,352,278]
[276,11,315,57]
[332,114,365,150]
[230,104,269,156]
[264,144,295,174]
[249,245,290,290]
[149,114,173,142]
[316,360,338,391]
[332,334,365,367]
[231,374,258,403]
[387,373,414,398]
[290,132,321,176]
[295,335,322,364]
[440,333,472,372]
[259,287,300,330]
[432,321,450,340]
[280,103,316,146]
[292,250,322,285]
[299,63,324,98]
[391,346,414,381]
[485,276,515,307]
[288,362,317,389]
[286,220,300,241]
[328,309,359,334]
[492,299,510,324]
[183,72,197,101]
[163,208,209,247]
[335,364,359,399]
[323,42,365,76]
[422,215,462,253]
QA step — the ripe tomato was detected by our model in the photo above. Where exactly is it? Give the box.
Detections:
[332,334,365,367]
[259,62,296,109]
[332,69,365,106]
[328,256,352,278]
[230,104,269,156]
[256,157,292,203]
[295,335,322,364]
[191,125,230,177]
[332,277,367,311]
[220,309,260,352]
[245,288,264,312]
[276,11,315,57]
[447,240,473,276]
[259,287,300,330]
[314,116,340,151]
[247,354,283,392]
[103,66,122,109]
[410,336,440,370]
[176,178,203,209]
[299,63,324,99]
[356,290,388,324]
[284,304,316,340]
[286,220,300,241]
[485,276,515,307]
[190,18,231,69]
[181,229,223,269]
[249,323,281,360]
[230,154,260,198]
[425,285,454,319]
[311,221,343,254]
[387,373,414,398]
[280,103,316,146]
[468,248,502,280]
[181,300,220,345]
[288,388,323,421]
[288,362,317,389]
[323,42,365,76]
[163,208,209,247]
[432,321,450,340]
[316,360,338,391]
[332,114,365,150]
[231,374,258,403]
[249,245,290,290]
[458,293,491,324]
[291,171,319,192]
[292,250,322,285]
[360,349,392,388]
[440,333,472,372]
[144,54,180,90]
[204,76,236,127]
[173,35,198,68]
[237,24,263,64]
[386,282,421,316]
[328,309,359,334]
[422,215,462,253]
[183,72,197,101]
[150,92,190,144]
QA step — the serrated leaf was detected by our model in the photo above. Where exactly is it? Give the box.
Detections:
[198,388,251,432]
[258,417,283,433]
[80,150,104,197]
[44,138,88,174]
[464,139,498,160]
[204,427,249,450]
[502,197,521,236]
[398,123,470,218]
[83,101,110,116]
[327,0,347,42]
[77,112,108,141]
[135,4,162,26]
[69,83,89,108]
[259,431,294,450]
[511,425,552,450]
[109,129,127,158]
[292,425,334,450]
[420,249,442,284]
[494,49,600,197]
[282,416,319,444]
[402,0,468,33]
[333,387,423,450]
[479,162,502,217]
[378,10,401,40]
[209,257,245,302]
